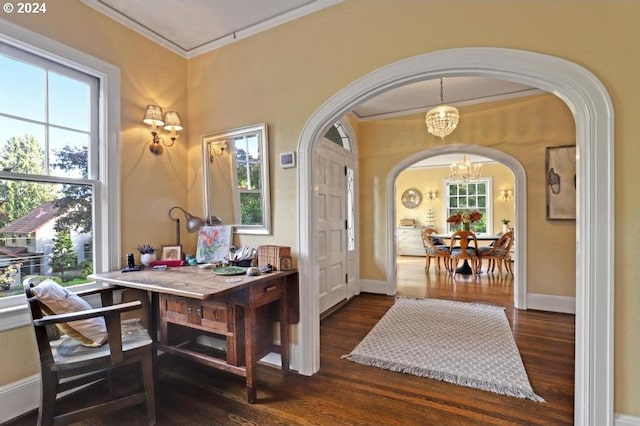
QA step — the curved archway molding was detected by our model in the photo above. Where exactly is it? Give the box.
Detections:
[386,144,528,308]
[297,47,614,424]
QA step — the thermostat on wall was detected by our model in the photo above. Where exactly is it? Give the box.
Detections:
[280,151,296,169]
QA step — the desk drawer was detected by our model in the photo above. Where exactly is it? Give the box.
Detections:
[250,280,284,306]
[161,295,229,333]
[200,300,230,333]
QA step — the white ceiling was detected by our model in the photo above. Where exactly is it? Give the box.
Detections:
[81,0,343,57]
[82,0,544,127]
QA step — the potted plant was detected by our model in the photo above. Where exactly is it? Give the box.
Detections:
[137,244,157,267]
[501,219,511,233]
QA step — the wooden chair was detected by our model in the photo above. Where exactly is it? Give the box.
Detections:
[25,283,156,426]
[448,230,481,277]
[478,231,514,274]
[421,228,450,272]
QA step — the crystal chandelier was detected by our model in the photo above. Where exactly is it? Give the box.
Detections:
[450,155,481,182]
[425,78,459,139]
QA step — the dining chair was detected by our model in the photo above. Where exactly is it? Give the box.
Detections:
[478,231,514,274]
[448,230,481,277]
[421,228,450,272]
[25,280,156,426]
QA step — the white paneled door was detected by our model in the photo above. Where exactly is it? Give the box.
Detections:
[316,138,355,314]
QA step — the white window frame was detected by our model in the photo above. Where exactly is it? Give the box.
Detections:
[443,177,493,235]
[0,19,120,330]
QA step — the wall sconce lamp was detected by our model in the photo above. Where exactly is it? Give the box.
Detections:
[144,104,183,155]
[208,141,228,162]
[498,189,513,201]
[168,206,223,246]
[425,190,438,201]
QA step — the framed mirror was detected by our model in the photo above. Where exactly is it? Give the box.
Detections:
[401,188,422,209]
[202,123,271,235]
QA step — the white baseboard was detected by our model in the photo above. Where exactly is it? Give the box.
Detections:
[359,279,392,295]
[616,414,640,426]
[526,293,576,314]
[0,374,39,423]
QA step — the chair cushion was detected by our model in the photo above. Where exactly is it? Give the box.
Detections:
[30,280,107,347]
[478,247,507,256]
[451,248,477,256]
[426,246,449,255]
[50,319,152,364]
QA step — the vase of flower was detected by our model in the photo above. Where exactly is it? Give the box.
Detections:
[137,244,156,267]
[462,222,471,231]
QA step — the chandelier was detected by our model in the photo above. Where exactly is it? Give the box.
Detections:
[425,77,459,139]
[450,155,481,182]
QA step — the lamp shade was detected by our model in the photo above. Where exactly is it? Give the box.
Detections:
[185,212,205,233]
[143,104,164,126]
[163,111,183,132]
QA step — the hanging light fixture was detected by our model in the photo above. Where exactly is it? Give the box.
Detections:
[449,155,481,182]
[425,78,460,139]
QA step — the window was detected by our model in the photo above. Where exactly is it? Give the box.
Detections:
[0,24,119,317]
[233,132,263,226]
[444,178,493,234]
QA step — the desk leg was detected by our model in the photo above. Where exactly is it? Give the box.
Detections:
[150,292,159,369]
[280,279,290,375]
[244,304,257,404]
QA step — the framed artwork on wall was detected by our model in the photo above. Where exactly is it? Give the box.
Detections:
[546,145,576,220]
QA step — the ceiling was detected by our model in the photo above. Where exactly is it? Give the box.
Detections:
[82,0,544,146]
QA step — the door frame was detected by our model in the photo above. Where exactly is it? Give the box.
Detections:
[297,47,614,424]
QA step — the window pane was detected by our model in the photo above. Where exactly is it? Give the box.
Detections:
[49,128,89,178]
[0,117,45,174]
[239,192,262,225]
[0,53,45,121]
[49,72,91,131]
[0,180,93,298]
[0,129,46,175]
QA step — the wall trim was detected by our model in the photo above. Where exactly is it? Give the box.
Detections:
[0,374,39,424]
[527,293,576,314]
[358,279,391,295]
[616,414,640,426]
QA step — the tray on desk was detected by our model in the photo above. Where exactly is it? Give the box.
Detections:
[213,266,248,276]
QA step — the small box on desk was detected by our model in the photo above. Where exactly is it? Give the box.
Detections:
[258,245,290,270]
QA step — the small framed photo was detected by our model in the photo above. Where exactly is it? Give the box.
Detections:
[280,151,296,169]
[161,245,182,260]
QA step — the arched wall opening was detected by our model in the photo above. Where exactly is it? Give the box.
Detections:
[297,47,614,424]
[386,144,527,307]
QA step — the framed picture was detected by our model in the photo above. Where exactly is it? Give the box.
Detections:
[196,225,233,263]
[546,145,576,220]
[161,245,182,260]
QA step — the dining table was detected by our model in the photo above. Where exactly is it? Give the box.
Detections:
[431,233,501,274]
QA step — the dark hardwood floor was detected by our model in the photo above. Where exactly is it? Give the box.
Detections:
[8,257,575,425]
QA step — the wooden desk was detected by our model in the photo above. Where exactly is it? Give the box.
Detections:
[89,267,299,403]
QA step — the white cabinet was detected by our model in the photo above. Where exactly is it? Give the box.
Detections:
[396,227,426,256]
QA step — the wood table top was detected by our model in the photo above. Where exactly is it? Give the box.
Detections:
[89,267,297,300]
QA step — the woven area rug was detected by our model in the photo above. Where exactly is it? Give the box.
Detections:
[342,297,544,402]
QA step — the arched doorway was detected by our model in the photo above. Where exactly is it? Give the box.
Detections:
[388,144,527,305]
[297,47,614,424]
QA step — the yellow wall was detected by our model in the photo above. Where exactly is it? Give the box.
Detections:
[395,163,515,233]
[2,0,188,388]
[3,0,640,415]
